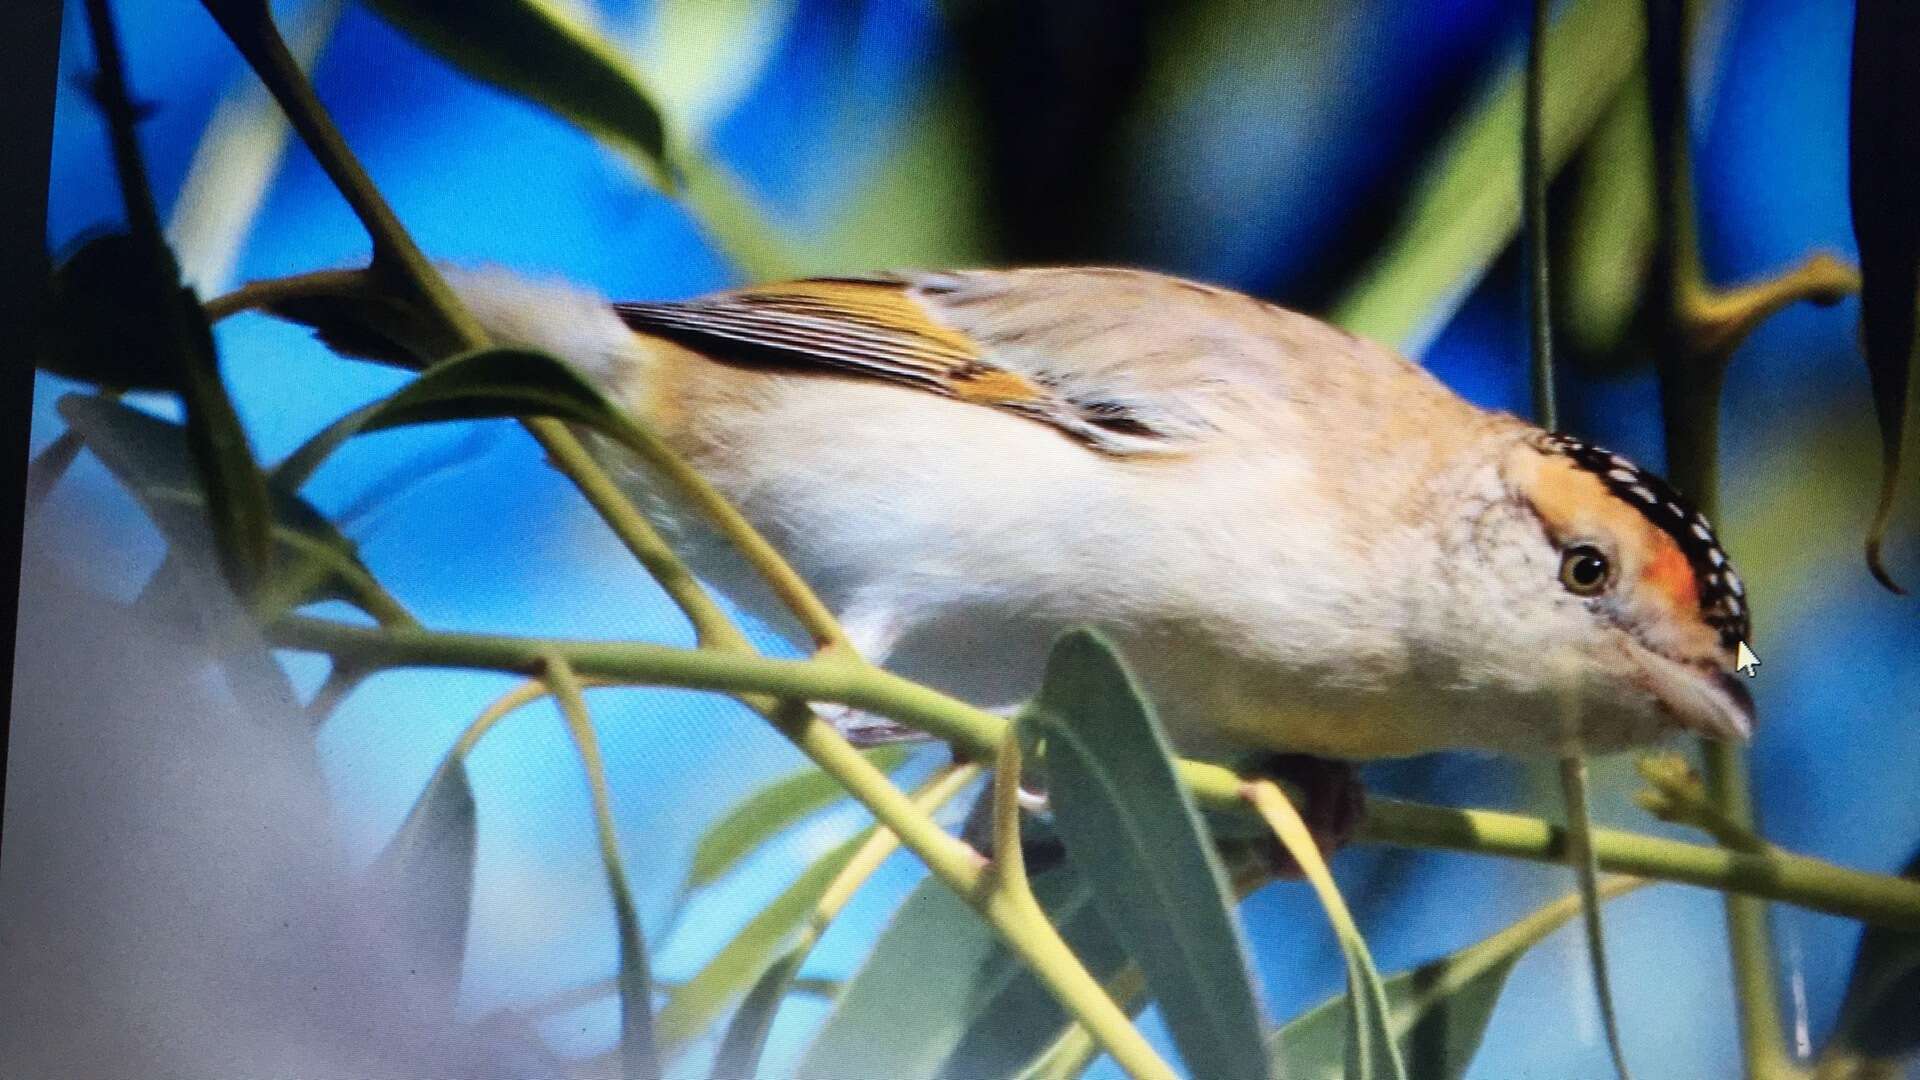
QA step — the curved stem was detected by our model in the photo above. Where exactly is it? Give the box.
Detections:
[202,267,374,324]
[545,655,661,1080]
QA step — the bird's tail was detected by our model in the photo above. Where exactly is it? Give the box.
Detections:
[253,265,656,394]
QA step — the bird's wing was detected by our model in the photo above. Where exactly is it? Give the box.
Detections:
[613,268,1275,454]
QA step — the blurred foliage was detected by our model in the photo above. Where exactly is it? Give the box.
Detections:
[1332,0,1645,350]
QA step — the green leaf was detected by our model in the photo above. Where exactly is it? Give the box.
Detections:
[1330,0,1644,350]
[57,395,401,623]
[358,0,673,188]
[265,346,627,495]
[708,950,804,1080]
[56,392,300,710]
[655,833,867,1056]
[1020,629,1268,1080]
[41,233,188,391]
[372,346,619,435]
[1272,879,1645,1080]
[1555,755,1633,1080]
[794,864,1128,1080]
[1847,0,1920,593]
[1821,848,1920,1065]
[685,748,911,897]
[367,756,478,1012]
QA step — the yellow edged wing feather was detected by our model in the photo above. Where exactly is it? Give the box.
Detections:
[613,274,1179,453]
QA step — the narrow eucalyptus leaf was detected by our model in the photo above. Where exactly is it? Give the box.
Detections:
[1822,848,1920,1062]
[55,394,300,710]
[708,951,803,1080]
[58,395,389,620]
[794,865,1126,1080]
[686,748,912,896]
[1271,882,1642,1080]
[268,347,624,490]
[655,833,866,1055]
[1562,76,1656,360]
[637,0,798,138]
[362,346,622,431]
[359,0,674,187]
[1024,629,1268,1080]
[1848,0,1920,593]
[368,757,478,1013]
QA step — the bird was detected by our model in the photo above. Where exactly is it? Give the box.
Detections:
[268,264,1755,772]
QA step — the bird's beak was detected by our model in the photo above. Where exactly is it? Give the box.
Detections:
[1649,656,1755,741]
[1708,669,1757,739]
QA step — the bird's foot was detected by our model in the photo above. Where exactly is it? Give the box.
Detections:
[815,703,935,747]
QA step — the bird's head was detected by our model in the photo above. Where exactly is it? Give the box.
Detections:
[1420,430,1754,753]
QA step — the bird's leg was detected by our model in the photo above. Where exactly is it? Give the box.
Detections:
[1243,753,1366,878]
[813,604,939,746]
[957,763,1065,873]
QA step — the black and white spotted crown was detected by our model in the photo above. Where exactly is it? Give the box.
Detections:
[1538,432,1749,650]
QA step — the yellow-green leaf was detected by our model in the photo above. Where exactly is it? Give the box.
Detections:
[685,748,911,896]
[1272,878,1646,1080]
[655,833,866,1054]
[634,0,796,139]
[170,0,343,294]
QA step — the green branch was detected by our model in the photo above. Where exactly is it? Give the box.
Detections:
[1640,2,1836,1074]
[264,614,1920,932]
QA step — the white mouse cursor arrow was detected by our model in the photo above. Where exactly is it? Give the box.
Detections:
[1734,641,1760,677]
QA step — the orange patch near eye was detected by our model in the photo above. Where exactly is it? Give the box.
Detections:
[1641,535,1700,610]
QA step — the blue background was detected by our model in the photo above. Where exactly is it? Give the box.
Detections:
[31,0,1920,1076]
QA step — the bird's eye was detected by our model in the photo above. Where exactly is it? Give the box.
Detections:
[1559,545,1611,596]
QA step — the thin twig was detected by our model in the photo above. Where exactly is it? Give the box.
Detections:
[1642,2,1801,1073]
[262,613,1920,930]
[989,729,1032,899]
